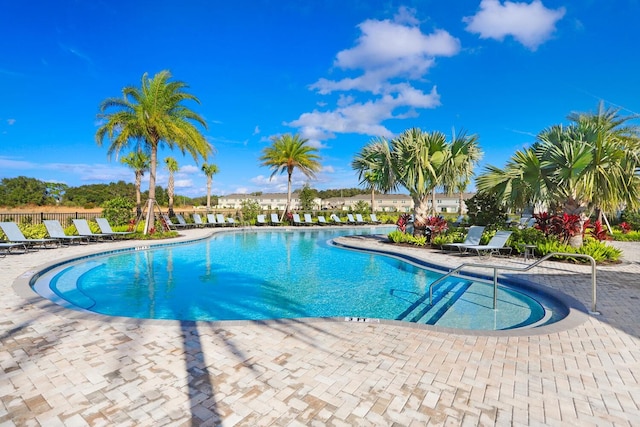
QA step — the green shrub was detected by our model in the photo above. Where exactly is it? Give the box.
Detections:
[102,197,135,226]
[533,238,621,263]
[240,199,261,222]
[611,230,640,241]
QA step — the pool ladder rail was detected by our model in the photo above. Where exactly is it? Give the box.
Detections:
[428,252,599,315]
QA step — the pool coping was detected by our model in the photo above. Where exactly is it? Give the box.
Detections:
[12,226,590,338]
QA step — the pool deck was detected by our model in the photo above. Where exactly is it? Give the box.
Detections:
[1,226,639,426]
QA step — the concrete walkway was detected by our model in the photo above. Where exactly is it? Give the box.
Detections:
[1,227,639,426]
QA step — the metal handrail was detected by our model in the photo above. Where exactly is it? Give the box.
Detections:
[428,252,599,314]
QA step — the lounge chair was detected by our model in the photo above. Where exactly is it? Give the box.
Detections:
[256,214,267,226]
[175,214,194,228]
[317,215,328,225]
[292,214,304,226]
[0,221,58,249]
[95,218,135,238]
[206,214,218,226]
[72,219,113,241]
[0,242,28,256]
[369,214,381,224]
[452,215,465,227]
[303,214,314,226]
[330,214,344,225]
[441,225,485,253]
[192,213,207,228]
[44,220,89,245]
[270,213,283,226]
[346,213,358,225]
[214,214,225,227]
[226,217,237,227]
[355,214,367,225]
[458,230,513,257]
[161,214,180,230]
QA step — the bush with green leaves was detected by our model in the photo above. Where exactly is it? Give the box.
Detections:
[465,192,508,226]
[532,237,621,263]
[102,197,135,226]
[352,200,370,214]
[387,230,427,246]
[240,199,261,223]
[611,230,640,241]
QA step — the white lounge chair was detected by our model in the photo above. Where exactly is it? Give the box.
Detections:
[355,214,367,225]
[72,219,113,241]
[206,214,218,226]
[346,214,358,225]
[369,214,381,224]
[44,220,89,245]
[330,214,344,225]
[458,230,513,257]
[175,214,194,228]
[0,221,58,249]
[216,214,230,227]
[442,226,485,253]
[192,213,208,228]
[0,242,28,256]
[95,218,135,238]
[303,214,314,226]
[270,213,283,226]
[256,214,267,226]
[292,214,304,226]
[317,215,328,225]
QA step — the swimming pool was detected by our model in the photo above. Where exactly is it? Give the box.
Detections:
[32,227,569,331]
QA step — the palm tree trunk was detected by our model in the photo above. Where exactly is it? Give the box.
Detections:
[135,171,142,217]
[371,188,375,213]
[283,170,293,221]
[206,177,212,210]
[564,197,586,248]
[458,191,463,215]
[412,196,430,237]
[144,143,159,235]
[431,189,437,215]
[168,174,175,217]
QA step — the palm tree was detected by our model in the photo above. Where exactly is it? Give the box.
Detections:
[120,150,150,217]
[440,129,482,214]
[477,102,640,247]
[165,157,179,217]
[353,129,452,230]
[96,70,212,234]
[259,133,321,219]
[201,163,219,211]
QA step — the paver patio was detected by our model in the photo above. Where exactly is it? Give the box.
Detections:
[1,227,639,426]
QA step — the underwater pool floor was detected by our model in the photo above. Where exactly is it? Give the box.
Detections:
[3,227,640,425]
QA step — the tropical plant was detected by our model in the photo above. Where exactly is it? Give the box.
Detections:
[102,197,135,226]
[477,102,640,247]
[120,150,150,217]
[240,199,261,223]
[298,183,317,211]
[352,128,481,232]
[201,163,219,211]
[96,70,212,234]
[259,133,321,219]
[165,157,179,216]
[396,213,412,232]
[465,192,508,226]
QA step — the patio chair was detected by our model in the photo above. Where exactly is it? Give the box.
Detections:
[175,213,194,228]
[44,219,89,245]
[256,214,267,226]
[0,221,58,249]
[330,214,344,225]
[270,213,283,226]
[161,214,179,230]
[303,214,314,226]
[72,219,113,242]
[206,214,218,226]
[458,230,513,257]
[369,214,381,224]
[95,218,135,238]
[441,225,485,253]
[355,214,367,225]
[317,215,328,225]
[292,213,304,226]
[226,217,238,227]
[216,214,230,227]
[346,213,358,225]
[0,242,28,256]
[192,213,207,228]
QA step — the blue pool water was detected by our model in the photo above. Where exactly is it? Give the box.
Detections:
[33,227,568,330]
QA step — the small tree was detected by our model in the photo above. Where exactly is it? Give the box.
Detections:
[298,184,317,211]
[102,197,135,226]
[240,199,261,223]
[466,192,507,226]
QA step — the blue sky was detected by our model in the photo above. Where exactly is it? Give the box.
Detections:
[1,0,639,198]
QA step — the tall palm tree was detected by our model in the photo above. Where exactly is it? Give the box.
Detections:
[165,157,179,217]
[440,129,482,214]
[477,102,640,247]
[201,163,219,211]
[259,133,321,218]
[96,70,212,234]
[120,150,150,217]
[353,129,453,230]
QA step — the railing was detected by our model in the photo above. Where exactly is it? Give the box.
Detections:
[428,252,599,315]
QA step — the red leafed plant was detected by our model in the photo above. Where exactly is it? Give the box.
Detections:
[396,213,412,232]
[534,212,583,243]
[585,219,610,241]
[620,222,632,234]
[423,216,449,236]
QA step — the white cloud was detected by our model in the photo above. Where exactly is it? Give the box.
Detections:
[253,126,260,135]
[289,8,455,141]
[7,119,15,125]
[463,0,566,51]
[174,179,193,188]
[180,165,200,174]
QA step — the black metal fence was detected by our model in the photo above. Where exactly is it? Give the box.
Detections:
[0,212,104,227]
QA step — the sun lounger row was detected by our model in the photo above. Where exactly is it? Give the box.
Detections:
[254,213,383,226]
[0,218,136,253]
[162,213,237,230]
